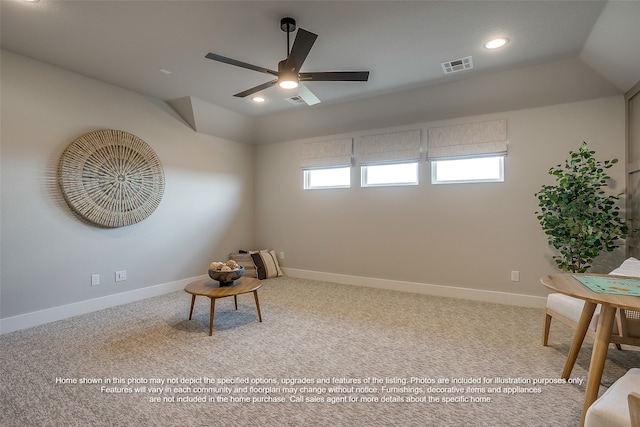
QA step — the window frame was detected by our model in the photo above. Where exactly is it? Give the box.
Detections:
[360,162,420,188]
[430,155,505,184]
[303,166,352,190]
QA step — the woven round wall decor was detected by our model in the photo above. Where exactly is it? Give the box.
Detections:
[58,129,165,228]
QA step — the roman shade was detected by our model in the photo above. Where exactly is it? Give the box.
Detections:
[300,138,353,169]
[427,119,507,160]
[355,129,422,165]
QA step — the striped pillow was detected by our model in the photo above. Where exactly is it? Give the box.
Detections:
[251,250,283,279]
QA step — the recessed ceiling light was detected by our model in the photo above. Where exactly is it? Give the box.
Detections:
[252,96,266,103]
[484,38,509,49]
[159,68,172,75]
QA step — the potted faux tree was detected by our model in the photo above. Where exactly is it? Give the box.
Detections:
[535,142,628,273]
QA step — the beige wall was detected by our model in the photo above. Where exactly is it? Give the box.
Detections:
[252,58,621,146]
[0,51,255,321]
[0,48,629,330]
[255,96,626,300]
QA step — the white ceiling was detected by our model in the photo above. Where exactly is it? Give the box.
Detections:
[3,0,637,123]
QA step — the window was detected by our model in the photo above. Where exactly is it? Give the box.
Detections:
[355,129,422,187]
[361,162,419,187]
[301,138,353,189]
[304,167,351,189]
[427,119,508,184]
[431,156,504,184]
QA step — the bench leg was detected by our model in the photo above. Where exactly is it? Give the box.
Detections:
[253,291,263,322]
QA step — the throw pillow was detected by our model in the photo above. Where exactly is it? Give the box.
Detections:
[251,250,283,279]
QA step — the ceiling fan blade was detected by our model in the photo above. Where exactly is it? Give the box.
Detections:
[284,28,318,72]
[205,52,278,77]
[296,84,321,106]
[300,71,370,82]
[233,80,278,98]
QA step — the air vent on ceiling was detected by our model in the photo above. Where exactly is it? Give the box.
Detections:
[285,96,307,105]
[441,56,473,74]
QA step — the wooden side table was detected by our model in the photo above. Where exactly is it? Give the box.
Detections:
[184,276,263,335]
[540,274,640,426]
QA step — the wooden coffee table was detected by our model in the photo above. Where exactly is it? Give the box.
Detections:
[184,276,263,335]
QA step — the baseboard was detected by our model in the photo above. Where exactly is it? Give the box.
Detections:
[282,268,547,309]
[0,275,208,335]
[1,270,547,335]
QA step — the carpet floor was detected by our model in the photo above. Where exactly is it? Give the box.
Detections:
[1,276,638,426]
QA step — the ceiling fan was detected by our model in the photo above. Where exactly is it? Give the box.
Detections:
[205,17,370,105]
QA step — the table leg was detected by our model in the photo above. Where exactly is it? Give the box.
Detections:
[580,304,616,426]
[209,298,216,336]
[189,295,196,320]
[234,295,238,310]
[562,300,597,379]
[253,291,263,322]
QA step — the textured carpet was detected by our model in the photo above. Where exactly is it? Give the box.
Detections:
[1,276,638,426]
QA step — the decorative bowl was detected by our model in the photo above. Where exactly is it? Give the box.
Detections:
[208,266,245,286]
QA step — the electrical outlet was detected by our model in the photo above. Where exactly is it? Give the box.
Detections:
[115,270,127,282]
[91,274,100,286]
[511,271,520,282]
[280,252,285,260]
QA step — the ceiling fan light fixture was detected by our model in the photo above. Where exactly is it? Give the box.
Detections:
[278,79,299,89]
[277,60,299,89]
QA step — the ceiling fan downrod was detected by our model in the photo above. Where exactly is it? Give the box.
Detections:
[280,17,296,57]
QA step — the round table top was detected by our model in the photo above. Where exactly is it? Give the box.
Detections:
[184,276,262,298]
[541,273,640,311]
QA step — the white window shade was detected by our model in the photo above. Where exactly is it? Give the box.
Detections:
[300,138,354,169]
[355,130,422,165]
[427,119,507,160]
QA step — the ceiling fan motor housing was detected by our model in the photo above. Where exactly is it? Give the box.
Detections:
[278,59,295,75]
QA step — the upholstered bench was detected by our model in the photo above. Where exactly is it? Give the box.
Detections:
[584,368,640,427]
[228,252,258,278]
